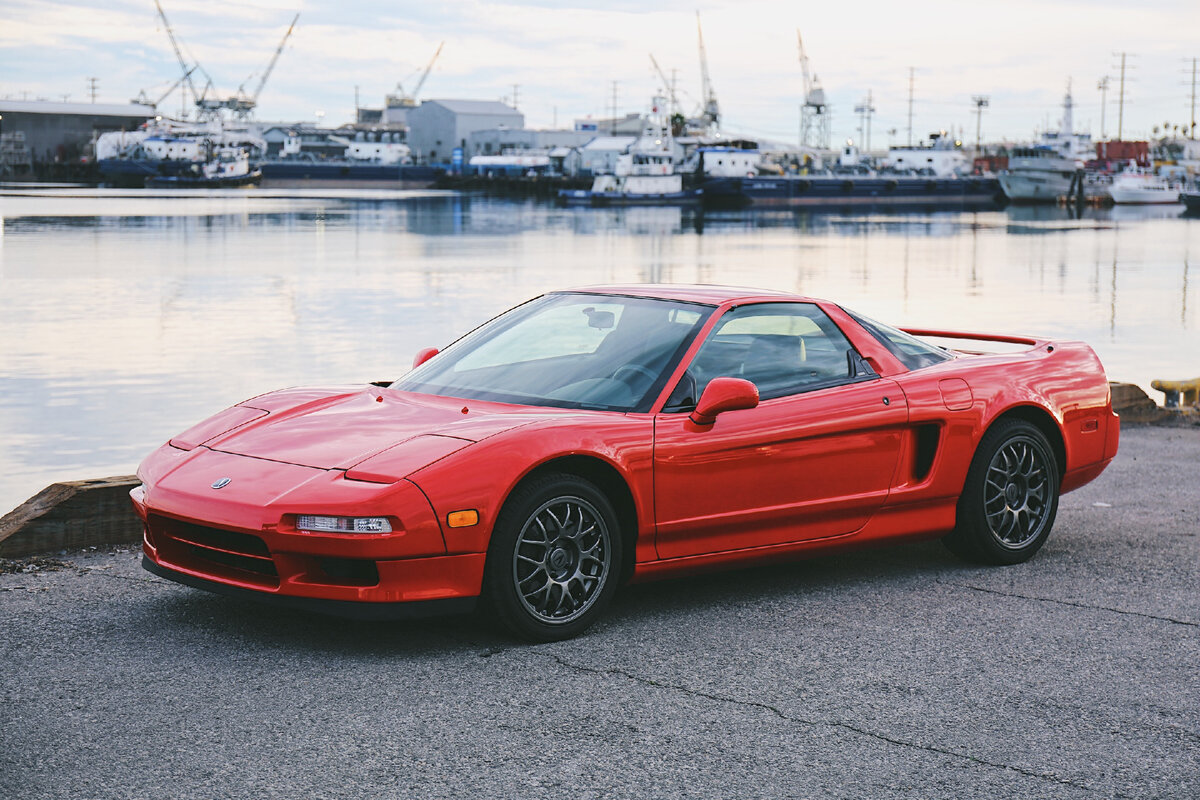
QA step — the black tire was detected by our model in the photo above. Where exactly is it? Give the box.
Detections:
[944,419,1060,565]
[483,473,622,641]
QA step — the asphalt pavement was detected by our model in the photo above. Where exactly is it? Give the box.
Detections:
[1,425,1197,799]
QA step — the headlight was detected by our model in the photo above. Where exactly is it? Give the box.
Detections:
[295,515,392,534]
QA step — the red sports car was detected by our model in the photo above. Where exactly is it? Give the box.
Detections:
[133,285,1119,640]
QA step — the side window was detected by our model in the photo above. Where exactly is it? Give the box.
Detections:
[666,303,873,408]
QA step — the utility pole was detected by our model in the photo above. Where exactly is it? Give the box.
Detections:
[610,80,618,135]
[1114,52,1130,141]
[971,95,989,154]
[512,84,520,110]
[906,67,915,147]
[1097,76,1110,142]
[87,77,98,103]
[854,90,876,151]
[1188,57,1197,139]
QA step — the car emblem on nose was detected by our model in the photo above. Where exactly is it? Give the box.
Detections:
[211,477,232,489]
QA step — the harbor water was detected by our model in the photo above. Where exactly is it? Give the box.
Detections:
[1,189,1197,515]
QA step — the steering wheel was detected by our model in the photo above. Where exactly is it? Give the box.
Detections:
[612,364,657,387]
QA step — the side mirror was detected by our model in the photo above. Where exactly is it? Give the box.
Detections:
[690,377,759,426]
[412,347,439,369]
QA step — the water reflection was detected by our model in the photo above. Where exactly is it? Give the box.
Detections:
[0,190,1197,512]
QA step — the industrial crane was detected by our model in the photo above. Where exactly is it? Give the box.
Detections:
[648,54,680,116]
[153,0,298,120]
[388,42,445,109]
[797,29,831,150]
[695,11,720,131]
[232,13,300,118]
[153,0,205,111]
[131,66,197,108]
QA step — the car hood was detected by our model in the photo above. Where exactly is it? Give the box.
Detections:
[195,386,556,470]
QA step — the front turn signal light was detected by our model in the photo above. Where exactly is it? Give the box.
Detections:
[446,509,479,528]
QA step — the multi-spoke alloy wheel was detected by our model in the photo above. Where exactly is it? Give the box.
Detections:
[485,474,622,641]
[513,497,611,624]
[945,419,1060,565]
[982,437,1050,549]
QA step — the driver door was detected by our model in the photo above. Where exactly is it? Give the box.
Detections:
[653,302,908,559]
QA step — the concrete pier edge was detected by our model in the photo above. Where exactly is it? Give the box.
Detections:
[0,382,1195,559]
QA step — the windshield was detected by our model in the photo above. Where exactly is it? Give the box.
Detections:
[391,293,712,412]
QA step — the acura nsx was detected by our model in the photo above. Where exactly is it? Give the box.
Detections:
[133,285,1118,640]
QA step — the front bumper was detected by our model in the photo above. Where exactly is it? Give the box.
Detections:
[143,556,478,620]
[135,484,487,616]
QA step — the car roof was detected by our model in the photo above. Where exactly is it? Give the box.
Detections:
[561,284,819,306]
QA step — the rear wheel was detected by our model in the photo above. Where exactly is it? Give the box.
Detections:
[944,419,1060,565]
[483,473,622,641]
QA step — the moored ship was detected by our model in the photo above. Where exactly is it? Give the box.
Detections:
[1107,170,1182,204]
[699,173,1004,209]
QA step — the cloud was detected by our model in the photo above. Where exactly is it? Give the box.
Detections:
[3,0,1199,142]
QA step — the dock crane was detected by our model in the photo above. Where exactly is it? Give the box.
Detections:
[797,29,831,149]
[153,0,205,113]
[695,11,720,132]
[387,42,445,109]
[131,66,197,109]
[232,13,300,119]
[153,0,298,120]
[648,54,679,117]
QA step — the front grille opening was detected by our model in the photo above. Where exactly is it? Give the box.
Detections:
[913,424,941,482]
[317,557,380,587]
[149,514,278,585]
[186,544,279,577]
[168,521,270,557]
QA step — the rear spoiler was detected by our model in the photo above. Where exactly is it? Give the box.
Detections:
[901,328,1043,347]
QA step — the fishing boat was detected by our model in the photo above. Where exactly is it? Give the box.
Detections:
[96,118,265,188]
[999,147,1078,203]
[998,82,1094,203]
[145,144,261,188]
[558,98,702,207]
[1107,169,1182,204]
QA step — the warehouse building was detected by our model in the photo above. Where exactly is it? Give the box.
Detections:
[405,100,523,164]
[0,99,154,172]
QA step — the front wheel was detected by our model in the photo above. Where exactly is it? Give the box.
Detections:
[484,474,622,641]
[944,419,1060,565]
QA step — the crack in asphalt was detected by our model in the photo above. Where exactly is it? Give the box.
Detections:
[542,653,1092,793]
[938,581,1199,628]
[74,568,161,586]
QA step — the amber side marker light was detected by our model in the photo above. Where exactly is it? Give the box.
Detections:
[447,510,479,528]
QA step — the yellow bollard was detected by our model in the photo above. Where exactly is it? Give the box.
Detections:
[1150,377,1200,408]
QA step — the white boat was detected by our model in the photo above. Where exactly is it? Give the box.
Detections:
[96,118,265,187]
[558,96,703,206]
[999,147,1077,202]
[1107,170,1182,205]
[999,83,1093,203]
[883,132,969,177]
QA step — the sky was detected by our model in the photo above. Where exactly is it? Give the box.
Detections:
[3,0,1200,149]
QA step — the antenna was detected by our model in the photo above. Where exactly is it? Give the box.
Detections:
[854,90,876,152]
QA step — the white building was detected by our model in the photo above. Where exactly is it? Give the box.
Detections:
[405,100,523,164]
[578,136,638,175]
